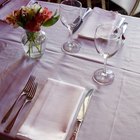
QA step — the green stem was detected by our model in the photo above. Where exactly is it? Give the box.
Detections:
[25,31,41,56]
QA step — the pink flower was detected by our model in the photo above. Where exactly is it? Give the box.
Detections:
[5,3,59,32]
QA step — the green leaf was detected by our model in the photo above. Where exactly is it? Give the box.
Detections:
[42,14,60,27]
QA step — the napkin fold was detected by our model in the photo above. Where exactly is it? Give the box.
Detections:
[78,7,124,40]
[16,78,85,140]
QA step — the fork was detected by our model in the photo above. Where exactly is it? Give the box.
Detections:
[1,75,35,124]
[4,82,38,133]
[0,0,11,8]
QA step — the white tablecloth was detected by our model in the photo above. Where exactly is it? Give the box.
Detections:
[0,0,140,140]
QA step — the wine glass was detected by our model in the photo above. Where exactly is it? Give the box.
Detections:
[93,23,123,85]
[60,0,82,53]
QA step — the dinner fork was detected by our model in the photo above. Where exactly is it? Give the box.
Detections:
[0,0,11,9]
[1,75,35,124]
[4,82,38,133]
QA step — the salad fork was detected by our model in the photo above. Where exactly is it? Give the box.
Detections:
[1,75,35,124]
[4,82,38,133]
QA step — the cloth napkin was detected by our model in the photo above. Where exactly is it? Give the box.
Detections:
[16,78,85,140]
[78,7,124,40]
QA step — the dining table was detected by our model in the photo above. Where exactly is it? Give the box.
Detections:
[0,0,140,140]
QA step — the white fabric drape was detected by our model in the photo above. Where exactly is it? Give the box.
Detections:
[0,1,140,140]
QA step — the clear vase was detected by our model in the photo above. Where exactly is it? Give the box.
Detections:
[22,30,46,59]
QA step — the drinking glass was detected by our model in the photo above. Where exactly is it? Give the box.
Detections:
[60,0,82,53]
[93,24,123,85]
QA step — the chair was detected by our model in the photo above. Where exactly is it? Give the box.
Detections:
[44,0,107,9]
[87,0,107,9]
[41,0,61,3]
[110,0,140,16]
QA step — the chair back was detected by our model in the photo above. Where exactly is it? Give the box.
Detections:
[111,0,140,15]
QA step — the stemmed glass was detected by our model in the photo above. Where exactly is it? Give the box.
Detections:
[93,24,123,85]
[60,0,82,53]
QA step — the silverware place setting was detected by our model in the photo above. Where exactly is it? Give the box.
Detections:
[1,75,38,133]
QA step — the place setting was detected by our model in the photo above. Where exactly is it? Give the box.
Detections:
[0,3,128,139]
[0,3,96,139]
[0,73,95,140]
[58,0,128,86]
[59,0,128,57]
[16,78,95,140]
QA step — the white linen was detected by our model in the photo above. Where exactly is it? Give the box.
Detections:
[1,1,140,140]
[78,7,124,40]
[17,78,85,140]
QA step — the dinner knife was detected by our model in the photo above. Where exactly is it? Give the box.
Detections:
[121,22,128,40]
[72,7,92,34]
[113,17,125,34]
[70,88,94,140]
[0,0,11,8]
[119,22,128,48]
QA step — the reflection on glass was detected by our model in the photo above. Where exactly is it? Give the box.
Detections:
[60,0,82,53]
[93,24,123,85]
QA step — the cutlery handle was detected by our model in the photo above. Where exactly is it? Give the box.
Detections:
[121,22,128,40]
[70,120,82,140]
[82,7,92,20]
[0,0,11,8]
[1,93,25,124]
[4,100,28,133]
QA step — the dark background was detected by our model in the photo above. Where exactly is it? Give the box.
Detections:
[40,0,140,17]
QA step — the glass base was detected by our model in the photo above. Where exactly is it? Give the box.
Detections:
[93,68,114,85]
[62,40,80,54]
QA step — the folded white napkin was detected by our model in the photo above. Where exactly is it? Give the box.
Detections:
[78,7,124,40]
[16,78,85,140]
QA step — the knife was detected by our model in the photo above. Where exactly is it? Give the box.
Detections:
[72,7,92,34]
[113,17,125,34]
[121,22,128,40]
[120,22,128,48]
[69,88,94,140]
[0,0,11,8]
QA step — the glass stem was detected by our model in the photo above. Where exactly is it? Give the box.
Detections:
[68,27,73,42]
[103,55,108,74]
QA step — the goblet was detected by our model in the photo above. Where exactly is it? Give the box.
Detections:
[60,0,82,53]
[93,24,123,85]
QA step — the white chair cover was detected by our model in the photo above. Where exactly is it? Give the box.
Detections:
[111,0,140,15]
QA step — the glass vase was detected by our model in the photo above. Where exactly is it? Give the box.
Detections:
[22,30,46,59]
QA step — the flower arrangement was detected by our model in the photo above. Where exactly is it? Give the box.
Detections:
[5,2,59,58]
[5,2,59,32]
